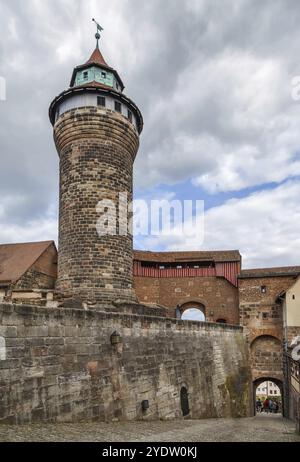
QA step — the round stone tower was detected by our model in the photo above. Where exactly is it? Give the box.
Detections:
[49,36,143,305]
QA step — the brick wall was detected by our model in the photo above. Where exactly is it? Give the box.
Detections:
[0,303,251,423]
[134,275,239,324]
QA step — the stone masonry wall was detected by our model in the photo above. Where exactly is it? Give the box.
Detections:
[54,107,139,305]
[238,275,297,344]
[0,303,251,423]
[239,275,297,385]
[13,269,55,291]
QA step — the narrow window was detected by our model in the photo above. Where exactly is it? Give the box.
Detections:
[292,294,295,300]
[127,110,133,122]
[116,82,119,90]
[261,285,267,293]
[83,71,88,80]
[115,101,122,113]
[101,71,106,78]
[97,96,106,107]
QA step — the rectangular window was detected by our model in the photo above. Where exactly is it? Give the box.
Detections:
[261,285,267,293]
[101,71,106,78]
[97,96,106,107]
[115,101,122,113]
[83,71,88,80]
[127,110,133,122]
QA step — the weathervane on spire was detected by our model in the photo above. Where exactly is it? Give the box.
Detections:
[92,18,104,49]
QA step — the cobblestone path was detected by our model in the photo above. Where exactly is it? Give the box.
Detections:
[0,414,299,442]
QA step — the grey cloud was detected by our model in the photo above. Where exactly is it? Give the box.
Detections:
[0,0,299,269]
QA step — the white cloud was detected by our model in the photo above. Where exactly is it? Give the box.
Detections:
[140,180,300,268]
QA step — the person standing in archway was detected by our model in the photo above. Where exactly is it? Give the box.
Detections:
[263,398,270,413]
[256,398,262,413]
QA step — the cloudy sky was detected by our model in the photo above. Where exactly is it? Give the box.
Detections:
[0,0,300,268]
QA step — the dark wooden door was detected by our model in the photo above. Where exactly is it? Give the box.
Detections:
[180,387,190,417]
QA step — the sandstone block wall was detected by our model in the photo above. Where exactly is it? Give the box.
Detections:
[0,303,251,423]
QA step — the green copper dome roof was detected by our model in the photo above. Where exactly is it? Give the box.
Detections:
[70,47,124,92]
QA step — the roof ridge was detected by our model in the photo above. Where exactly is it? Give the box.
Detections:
[0,240,54,247]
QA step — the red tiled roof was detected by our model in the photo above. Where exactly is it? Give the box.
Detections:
[133,250,241,263]
[86,47,108,67]
[239,266,300,278]
[0,241,55,284]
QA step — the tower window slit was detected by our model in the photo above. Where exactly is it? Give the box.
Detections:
[115,101,122,113]
[97,96,106,107]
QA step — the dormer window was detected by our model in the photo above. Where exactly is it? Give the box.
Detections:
[83,71,88,80]
[101,71,106,78]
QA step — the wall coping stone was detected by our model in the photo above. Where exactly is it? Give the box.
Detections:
[0,303,243,333]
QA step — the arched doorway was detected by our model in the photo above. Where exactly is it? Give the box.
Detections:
[180,386,190,417]
[180,302,206,322]
[253,377,283,416]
